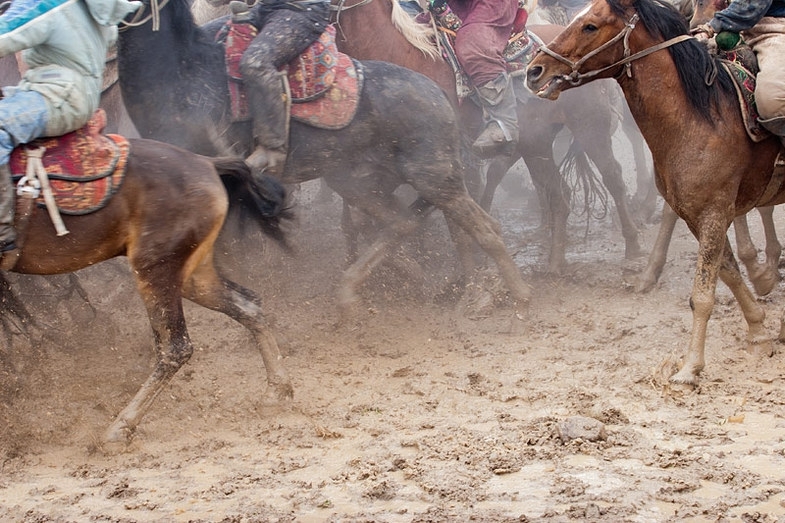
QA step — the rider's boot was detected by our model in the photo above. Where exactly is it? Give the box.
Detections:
[0,164,18,269]
[243,65,290,178]
[472,72,519,159]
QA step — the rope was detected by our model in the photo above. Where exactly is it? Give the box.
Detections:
[26,148,69,237]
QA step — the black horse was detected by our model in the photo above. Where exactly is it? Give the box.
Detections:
[118,0,531,315]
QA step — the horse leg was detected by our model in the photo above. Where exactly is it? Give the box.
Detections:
[341,199,361,264]
[479,155,517,212]
[183,261,292,404]
[758,206,782,293]
[621,106,657,222]
[714,241,772,357]
[635,203,679,293]
[670,225,760,385]
[436,193,532,309]
[579,134,642,259]
[523,146,570,274]
[328,183,432,317]
[735,206,781,296]
[103,272,194,445]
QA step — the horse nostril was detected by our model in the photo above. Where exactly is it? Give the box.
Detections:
[526,65,542,82]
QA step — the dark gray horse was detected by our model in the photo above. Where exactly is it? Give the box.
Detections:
[117,0,531,316]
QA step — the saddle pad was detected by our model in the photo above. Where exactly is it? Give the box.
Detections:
[10,109,130,215]
[290,54,362,130]
[287,24,339,102]
[721,58,768,143]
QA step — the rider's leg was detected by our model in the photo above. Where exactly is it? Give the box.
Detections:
[745,18,785,148]
[472,71,519,157]
[240,8,328,177]
[0,89,49,255]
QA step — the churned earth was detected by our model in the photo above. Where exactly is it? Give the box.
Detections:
[1,173,785,522]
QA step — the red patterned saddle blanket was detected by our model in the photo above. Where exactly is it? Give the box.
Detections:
[719,45,768,143]
[10,109,130,215]
[220,22,362,130]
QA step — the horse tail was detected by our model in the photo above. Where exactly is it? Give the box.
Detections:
[559,138,609,234]
[389,0,441,60]
[211,157,293,251]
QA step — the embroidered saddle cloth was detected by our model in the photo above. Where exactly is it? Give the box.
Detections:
[10,109,130,215]
[220,22,362,130]
[719,45,768,143]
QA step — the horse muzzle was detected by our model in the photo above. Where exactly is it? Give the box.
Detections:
[525,65,564,101]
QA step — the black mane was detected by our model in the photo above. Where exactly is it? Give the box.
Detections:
[607,0,734,122]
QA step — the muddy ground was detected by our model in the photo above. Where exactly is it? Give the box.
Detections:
[1,165,785,522]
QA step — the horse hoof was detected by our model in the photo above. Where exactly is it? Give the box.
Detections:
[746,338,774,358]
[669,369,699,388]
[751,271,780,297]
[101,425,134,454]
[261,381,294,406]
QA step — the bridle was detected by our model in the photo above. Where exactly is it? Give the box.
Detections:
[536,12,692,86]
[330,0,374,28]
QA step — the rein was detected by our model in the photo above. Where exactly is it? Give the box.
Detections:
[537,13,692,86]
[330,0,374,37]
[119,0,171,31]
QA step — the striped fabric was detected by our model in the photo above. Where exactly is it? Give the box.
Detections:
[0,0,77,35]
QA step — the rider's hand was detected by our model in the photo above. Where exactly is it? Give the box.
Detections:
[690,23,715,42]
[428,0,447,11]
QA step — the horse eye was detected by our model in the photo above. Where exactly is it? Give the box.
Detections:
[584,24,598,32]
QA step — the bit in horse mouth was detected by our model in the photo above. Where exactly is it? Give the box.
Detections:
[534,76,563,100]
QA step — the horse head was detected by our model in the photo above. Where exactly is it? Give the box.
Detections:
[525,0,720,120]
[525,0,646,99]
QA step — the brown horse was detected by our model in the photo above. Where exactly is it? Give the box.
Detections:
[5,138,291,446]
[631,0,781,295]
[325,0,645,274]
[526,0,783,384]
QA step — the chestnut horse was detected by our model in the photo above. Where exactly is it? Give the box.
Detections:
[526,0,783,384]
[6,139,291,446]
[632,0,781,294]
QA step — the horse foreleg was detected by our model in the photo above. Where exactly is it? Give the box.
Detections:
[524,151,570,274]
[635,203,679,293]
[716,240,771,357]
[590,153,642,259]
[479,156,517,212]
[335,197,432,318]
[104,287,193,446]
[670,226,729,385]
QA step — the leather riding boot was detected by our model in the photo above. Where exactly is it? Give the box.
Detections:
[243,67,290,178]
[472,72,519,159]
[0,164,18,268]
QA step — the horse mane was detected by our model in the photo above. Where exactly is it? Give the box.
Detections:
[607,0,734,122]
[169,0,224,60]
[388,0,441,59]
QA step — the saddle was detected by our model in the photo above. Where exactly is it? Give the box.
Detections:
[219,21,362,130]
[718,44,768,143]
[10,109,130,218]
[716,42,785,206]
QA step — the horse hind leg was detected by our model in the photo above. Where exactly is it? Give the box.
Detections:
[634,203,679,293]
[437,193,532,310]
[734,207,781,296]
[182,260,293,405]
